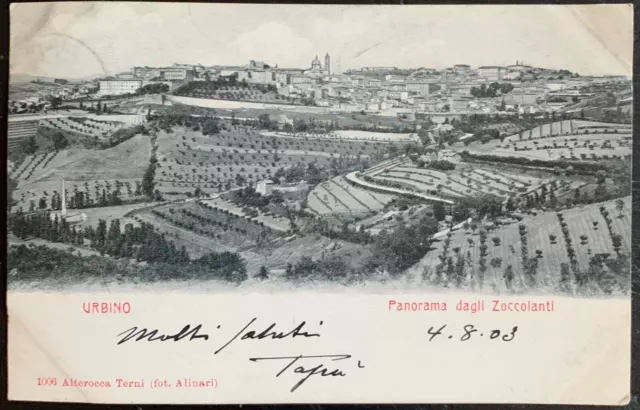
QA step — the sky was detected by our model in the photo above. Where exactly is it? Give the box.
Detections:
[10,2,633,79]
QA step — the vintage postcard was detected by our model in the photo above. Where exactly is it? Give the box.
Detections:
[6,2,633,405]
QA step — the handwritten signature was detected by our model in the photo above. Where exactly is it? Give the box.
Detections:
[249,354,365,392]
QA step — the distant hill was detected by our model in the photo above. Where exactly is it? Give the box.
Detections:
[10,74,58,84]
[10,73,101,84]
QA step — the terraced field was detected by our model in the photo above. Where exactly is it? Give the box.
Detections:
[261,130,418,143]
[468,119,633,162]
[306,173,395,217]
[7,120,38,148]
[365,162,546,201]
[41,117,124,139]
[504,119,631,141]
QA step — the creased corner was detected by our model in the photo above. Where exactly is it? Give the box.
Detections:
[7,307,88,402]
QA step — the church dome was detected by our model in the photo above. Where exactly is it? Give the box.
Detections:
[311,55,322,69]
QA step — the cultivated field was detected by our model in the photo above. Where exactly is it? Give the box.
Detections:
[411,196,631,292]
[134,200,370,272]
[363,161,547,202]
[168,95,330,113]
[466,119,632,162]
[154,124,394,197]
[40,117,124,139]
[199,197,291,232]
[262,129,419,143]
[504,119,631,141]
[11,134,151,210]
[12,178,144,212]
[307,175,395,218]
[175,83,300,105]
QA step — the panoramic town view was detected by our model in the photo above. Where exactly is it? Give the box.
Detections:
[7,4,632,295]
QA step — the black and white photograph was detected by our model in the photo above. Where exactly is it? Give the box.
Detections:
[7,3,632,296]
[5,3,635,406]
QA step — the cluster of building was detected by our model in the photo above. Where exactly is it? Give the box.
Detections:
[312,62,628,116]
[96,64,198,97]
[91,56,630,116]
[8,80,98,113]
[161,57,625,116]
[11,55,629,118]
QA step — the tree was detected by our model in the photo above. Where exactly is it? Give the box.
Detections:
[142,157,157,198]
[492,237,501,246]
[558,262,572,291]
[615,199,625,217]
[594,184,607,201]
[202,118,220,135]
[7,176,17,209]
[258,113,272,129]
[256,265,269,280]
[52,132,69,150]
[433,203,446,221]
[49,96,62,109]
[611,234,623,255]
[503,265,514,289]
[367,215,439,275]
[540,185,548,204]
[20,135,38,155]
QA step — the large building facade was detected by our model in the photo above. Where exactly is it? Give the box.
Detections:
[98,80,143,96]
[478,66,506,82]
[305,53,330,77]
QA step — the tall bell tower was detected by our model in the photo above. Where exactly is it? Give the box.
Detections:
[325,53,331,75]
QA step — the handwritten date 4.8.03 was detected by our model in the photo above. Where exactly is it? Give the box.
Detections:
[427,324,518,342]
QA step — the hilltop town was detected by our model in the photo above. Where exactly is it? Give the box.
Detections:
[7,55,632,294]
[10,56,631,119]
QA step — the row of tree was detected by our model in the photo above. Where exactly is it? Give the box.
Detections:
[470,82,515,98]
[8,243,247,285]
[8,211,248,283]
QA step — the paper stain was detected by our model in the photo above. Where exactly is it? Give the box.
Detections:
[353,41,383,59]
[11,2,106,76]
[46,32,109,76]
[567,4,632,74]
